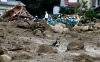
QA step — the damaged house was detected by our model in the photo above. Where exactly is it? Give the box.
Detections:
[0,0,25,15]
[0,0,33,21]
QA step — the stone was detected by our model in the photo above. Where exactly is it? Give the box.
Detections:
[37,44,57,53]
[0,54,11,62]
[67,40,84,50]
[33,29,43,37]
[43,30,54,38]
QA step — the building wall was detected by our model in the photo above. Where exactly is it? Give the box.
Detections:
[78,0,99,8]
[0,5,12,15]
[60,0,66,7]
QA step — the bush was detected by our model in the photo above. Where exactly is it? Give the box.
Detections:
[85,8,96,19]
[94,14,100,19]
[59,6,66,14]
[53,15,57,19]
[59,6,75,14]
[65,8,75,14]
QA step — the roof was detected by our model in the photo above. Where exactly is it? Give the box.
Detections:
[0,1,25,6]
[64,0,77,7]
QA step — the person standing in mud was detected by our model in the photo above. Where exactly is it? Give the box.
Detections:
[44,11,48,22]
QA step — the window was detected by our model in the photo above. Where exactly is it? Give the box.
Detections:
[98,0,100,5]
[92,0,96,7]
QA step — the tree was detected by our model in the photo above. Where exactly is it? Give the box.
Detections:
[17,0,60,18]
[75,0,88,17]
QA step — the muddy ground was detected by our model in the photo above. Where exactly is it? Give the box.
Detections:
[0,20,100,62]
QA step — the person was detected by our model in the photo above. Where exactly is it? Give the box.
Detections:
[48,15,55,26]
[56,15,61,23]
[33,15,38,22]
[44,11,48,22]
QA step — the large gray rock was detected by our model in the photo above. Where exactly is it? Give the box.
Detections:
[94,22,100,28]
[80,26,89,31]
[37,44,57,53]
[0,54,11,62]
[43,30,54,38]
[72,25,81,31]
[33,29,43,37]
[67,40,84,50]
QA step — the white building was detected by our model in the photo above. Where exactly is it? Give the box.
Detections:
[0,0,25,15]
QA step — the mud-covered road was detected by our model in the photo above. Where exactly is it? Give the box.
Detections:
[0,20,100,62]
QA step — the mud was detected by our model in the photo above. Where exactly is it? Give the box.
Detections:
[0,20,100,62]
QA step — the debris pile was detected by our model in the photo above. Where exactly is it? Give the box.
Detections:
[1,4,33,21]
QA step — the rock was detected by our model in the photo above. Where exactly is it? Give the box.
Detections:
[72,25,81,31]
[37,44,57,53]
[94,22,100,29]
[58,23,66,28]
[67,40,84,50]
[43,30,54,38]
[33,29,43,37]
[63,28,70,34]
[31,21,53,32]
[0,54,11,62]
[79,34,93,41]
[73,54,95,62]
[68,31,78,38]
[17,21,30,29]
[80,26,89,31]
[94,30,100,34]
[54,24,64,33]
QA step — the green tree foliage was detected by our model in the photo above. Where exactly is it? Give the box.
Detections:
[74,0,88,17]
[59,6,75,15]
[85,8,96,19]
[59,6,66,14]
[75,3,81,13]
[17,0,60,18]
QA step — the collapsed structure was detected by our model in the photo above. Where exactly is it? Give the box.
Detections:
[1,4,33,21]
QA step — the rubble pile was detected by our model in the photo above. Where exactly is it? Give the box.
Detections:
[1,4,33,21]
[0,3,100,62]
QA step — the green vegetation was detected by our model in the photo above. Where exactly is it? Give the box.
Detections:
[17,0,60,18]
[59,6,75,15]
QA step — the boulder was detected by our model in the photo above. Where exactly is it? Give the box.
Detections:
[80,26,89,31]
[54,24,64,33]
[17,21,30,29]
[94,22,100,28]
[67,31,78,38]
[37,44,57,53]
[33,29,43,37]
[51,23,67,33]
[43,30,54,38]
[72,25,81,31]
[63,28,70,34]
[73,54,95,62]
[67,40,84,50]
[0,54,11,62]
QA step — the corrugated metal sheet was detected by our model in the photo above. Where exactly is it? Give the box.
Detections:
[0,1,25,6]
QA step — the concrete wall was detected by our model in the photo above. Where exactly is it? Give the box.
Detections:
[53,6,60,14]
[60,0,66,7]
